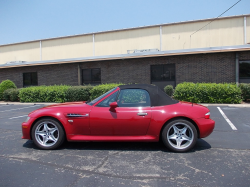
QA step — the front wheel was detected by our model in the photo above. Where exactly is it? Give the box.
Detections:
[161,119,197,152]
[31,118,65,150]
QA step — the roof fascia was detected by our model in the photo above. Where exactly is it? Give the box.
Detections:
[0,45,250,69]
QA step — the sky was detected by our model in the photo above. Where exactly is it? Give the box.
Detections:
[0,0,249,45]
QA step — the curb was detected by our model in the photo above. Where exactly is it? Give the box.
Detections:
[0,102,55,106]
[202,104,250,107]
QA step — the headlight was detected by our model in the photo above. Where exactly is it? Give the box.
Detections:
[24,116,30,123]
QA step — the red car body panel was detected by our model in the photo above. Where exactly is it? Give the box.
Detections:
[89,106,152,135]
[22,87,215,142]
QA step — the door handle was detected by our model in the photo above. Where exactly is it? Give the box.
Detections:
[67,114,89,117]
[137,112,147,116]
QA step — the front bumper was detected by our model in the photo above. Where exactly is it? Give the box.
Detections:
[22,117,35,139]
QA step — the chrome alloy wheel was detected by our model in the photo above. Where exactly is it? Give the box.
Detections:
[34,121,59,147]
[167,122,194,150]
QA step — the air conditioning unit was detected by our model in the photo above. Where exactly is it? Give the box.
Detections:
[5,61,26,64]
[127,48,159,54]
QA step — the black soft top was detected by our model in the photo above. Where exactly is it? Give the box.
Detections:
[118,84,179,107]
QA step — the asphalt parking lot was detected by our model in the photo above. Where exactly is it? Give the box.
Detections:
[0,103,250,187]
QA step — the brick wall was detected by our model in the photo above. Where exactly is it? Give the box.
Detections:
[239,51,250,61]
[0,63,78,88]
[80,52,237,85]
[1,51,249,88]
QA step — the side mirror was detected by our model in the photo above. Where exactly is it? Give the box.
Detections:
[109,102,118,109]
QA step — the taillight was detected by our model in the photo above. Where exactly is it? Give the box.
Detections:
[205,112,210,119]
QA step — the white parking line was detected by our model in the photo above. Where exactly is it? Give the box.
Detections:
[0,105,12,108]
[0,105,40,113]
[9,115,28,119]
[217,107,237,130]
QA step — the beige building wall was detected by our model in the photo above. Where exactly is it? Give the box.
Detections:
[0,15,248,65]
[95,27,160,56]
[42,35,93,61]
[162,17,245,51]
[0,42,40,65]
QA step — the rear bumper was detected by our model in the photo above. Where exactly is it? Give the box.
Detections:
[196,118,215,138]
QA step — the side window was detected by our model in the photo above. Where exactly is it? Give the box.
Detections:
[96,91,119,107]
[117,89,150,107]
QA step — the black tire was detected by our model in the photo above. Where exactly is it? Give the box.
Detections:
[31,118,65,150]
[161,119,197,152]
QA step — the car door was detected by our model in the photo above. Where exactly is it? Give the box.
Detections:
[89,89,152,135]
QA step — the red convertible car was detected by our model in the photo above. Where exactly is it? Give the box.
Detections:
[22,84,215,152]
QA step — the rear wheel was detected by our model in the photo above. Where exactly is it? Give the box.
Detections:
[31,118,65,150]
[161,119,197,152]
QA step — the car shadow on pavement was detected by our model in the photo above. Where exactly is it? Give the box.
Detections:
[23,139,211,153]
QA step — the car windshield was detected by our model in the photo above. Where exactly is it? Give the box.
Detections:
[87,87,117,106]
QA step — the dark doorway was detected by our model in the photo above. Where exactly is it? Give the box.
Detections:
[151,64,176,90]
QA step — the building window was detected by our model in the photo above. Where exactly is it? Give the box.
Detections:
[82,68,101,84]
[151,64,175,81]
[239,61,250,78]
[23,72,38,87]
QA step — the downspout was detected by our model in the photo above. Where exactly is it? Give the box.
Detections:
[78,63,81,85]
[236,53,239,86]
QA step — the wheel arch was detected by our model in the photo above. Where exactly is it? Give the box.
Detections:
[159,117,200,141]
[30,116,66,140]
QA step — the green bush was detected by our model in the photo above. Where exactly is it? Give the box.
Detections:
[239,83,250,101]
[19,85,70,103]
[3,89,12,101]
[10,89,20,101]
[164,85,174,96]
[174,82,242,104]
[0,80,17,100]
[65,86,93,102]
[90,83,123,100]
[3,88,20,101]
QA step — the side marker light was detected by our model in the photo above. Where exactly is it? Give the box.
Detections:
[205,112,210,119]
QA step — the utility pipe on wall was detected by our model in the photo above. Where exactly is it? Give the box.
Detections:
[244,17,247,44]
[160,26,162,51]
[93,34,95,56]
[40,41,42,60]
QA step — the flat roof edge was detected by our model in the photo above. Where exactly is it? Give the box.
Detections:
[0,45,250,69]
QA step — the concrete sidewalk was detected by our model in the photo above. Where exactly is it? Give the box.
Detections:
[0,101,55,106]
[1,101,250,107]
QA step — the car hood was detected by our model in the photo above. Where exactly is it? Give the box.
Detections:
[28,101,92,117]
[42,101,87,108]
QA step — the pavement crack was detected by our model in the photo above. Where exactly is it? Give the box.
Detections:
[0,154,172,181]
[92,155,109,172]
